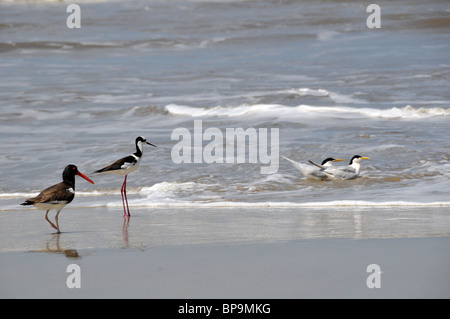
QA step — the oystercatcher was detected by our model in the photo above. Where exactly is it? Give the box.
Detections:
[21,164,95,233]
[94,136,156,217]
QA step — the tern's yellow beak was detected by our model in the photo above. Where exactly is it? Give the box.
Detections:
[361,157,370,160]
[333,159,346,162]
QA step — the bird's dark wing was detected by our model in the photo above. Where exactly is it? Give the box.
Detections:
[308,160,325,169]
[94,155,137,173]
[21,182,75,205]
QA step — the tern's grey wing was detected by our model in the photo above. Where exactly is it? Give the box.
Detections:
[323,166,358,180]
[308,160,325,169]
[283,156,326,179]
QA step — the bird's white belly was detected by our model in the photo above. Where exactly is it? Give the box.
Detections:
[34,202,68,211]
[110,158,141,176]
[120,164,139,175]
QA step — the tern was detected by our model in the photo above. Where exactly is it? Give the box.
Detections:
[283,156,345,180]
[309,155,370,180]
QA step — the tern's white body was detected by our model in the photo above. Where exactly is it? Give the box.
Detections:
[283,156,344,180]
[309,155,370,180]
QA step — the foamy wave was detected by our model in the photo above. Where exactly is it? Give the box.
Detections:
[99,181,450,208]
[280,87,365,104]
[284,88,330,97]
[110,199,450,208]
[7,188,450,209]
[165,103,450,120]
[139,181,200,196]
[0,192,38,199]
[0,190,119,201]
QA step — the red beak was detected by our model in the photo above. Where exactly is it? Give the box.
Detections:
[77,171,95,184]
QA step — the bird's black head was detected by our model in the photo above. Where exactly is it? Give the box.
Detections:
[349,155,361,164]
[322,158,345,165]
[64,164,78,175]
[349,155,370,164]
[136,136,146,144]
[321,158,336,165]
[62,165,78,187]
[136,136,157,147]
[62,164,95,187]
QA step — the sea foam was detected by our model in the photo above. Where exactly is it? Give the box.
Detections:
[165,103,450,120]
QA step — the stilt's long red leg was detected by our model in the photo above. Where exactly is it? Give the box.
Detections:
[124,175,131,217]
[121,177,127,217]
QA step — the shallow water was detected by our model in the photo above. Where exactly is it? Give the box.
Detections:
[1,0,449,210]
[1,206,449,298]
[1,206,450,253]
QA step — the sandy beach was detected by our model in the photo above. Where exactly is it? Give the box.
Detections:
[1,206,449,299]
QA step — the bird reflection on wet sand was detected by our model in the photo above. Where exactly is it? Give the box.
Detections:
[122,216,130,248]
[32,233,80,258]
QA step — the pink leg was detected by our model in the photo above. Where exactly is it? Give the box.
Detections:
[45,210,58,231]
[123,175,130,217]
[121,176,128,217]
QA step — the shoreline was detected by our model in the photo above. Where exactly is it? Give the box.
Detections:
[1,206,449,298]
[1,205,450,252]
[2,193,450,212]
[1,236,449,298]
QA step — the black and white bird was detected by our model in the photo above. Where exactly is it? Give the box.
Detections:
[94,136,156,217]
[283,156,345,180]
[309,155,370,180]
[21,165,95,233]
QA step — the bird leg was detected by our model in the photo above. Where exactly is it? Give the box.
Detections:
[124,175,130,217]
[121,177,126,216]
[121,175,130,217]
[55,208,62,234]
[45,210,58,231]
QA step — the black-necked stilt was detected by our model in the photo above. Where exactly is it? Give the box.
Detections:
[21,164,95,233]
[94,136,156,217]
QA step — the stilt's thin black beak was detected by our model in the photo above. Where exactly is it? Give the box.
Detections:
[146,142,157,147]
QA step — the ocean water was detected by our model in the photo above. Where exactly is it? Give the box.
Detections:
[1,0,449,210]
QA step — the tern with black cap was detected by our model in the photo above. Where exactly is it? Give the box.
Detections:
[309,155,370,180]
[283,156,345,180]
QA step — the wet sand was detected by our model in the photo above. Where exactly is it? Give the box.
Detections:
[1,206,449,298]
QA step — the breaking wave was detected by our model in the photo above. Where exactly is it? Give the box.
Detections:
[165,103,450,120]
